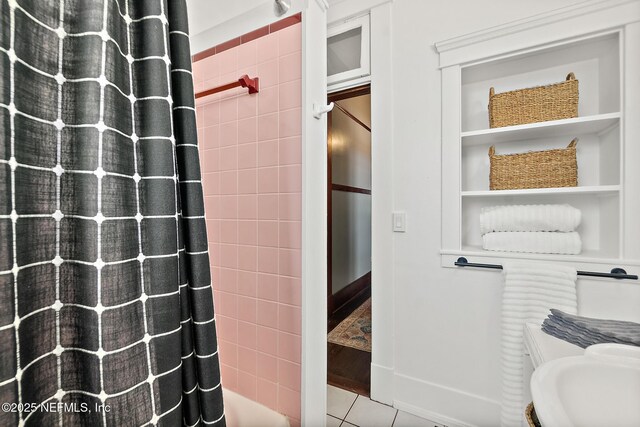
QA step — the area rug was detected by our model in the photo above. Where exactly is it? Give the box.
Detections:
[328,298,371,352]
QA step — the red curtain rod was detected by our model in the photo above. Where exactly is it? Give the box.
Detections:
[195,74,259,99]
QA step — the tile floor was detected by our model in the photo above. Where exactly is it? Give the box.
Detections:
[326,385,447,427]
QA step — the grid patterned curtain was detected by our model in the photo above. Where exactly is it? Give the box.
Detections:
[0,0,225,425]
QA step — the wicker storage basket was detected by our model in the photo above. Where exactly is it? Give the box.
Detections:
[489,73,579,128]
[489,139,578,190]
[525,403,541,427]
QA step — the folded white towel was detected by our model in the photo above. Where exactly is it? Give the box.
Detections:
[480,204,581,234]
[483,231,582,255]
[500,262,577,427]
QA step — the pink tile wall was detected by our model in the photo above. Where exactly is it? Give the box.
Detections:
[193,23,302,426]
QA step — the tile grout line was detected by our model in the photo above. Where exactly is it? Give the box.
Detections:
[391,407,399,427]
[331,388,447,427]
[342,394,360,423]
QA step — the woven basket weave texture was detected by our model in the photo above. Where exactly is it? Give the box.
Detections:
[489,139,578,190]
[489,73,579,128]
[525,403,541,427]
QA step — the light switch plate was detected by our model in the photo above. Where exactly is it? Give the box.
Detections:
[392,212,406,232]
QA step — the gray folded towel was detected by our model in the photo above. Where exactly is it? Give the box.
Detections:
[541,323,595,348]
[547,315,634,343]
[542,309,640,348]
[542,317,635,348]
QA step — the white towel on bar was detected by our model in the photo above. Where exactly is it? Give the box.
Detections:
[480,204,581,234]
[500,262,578,427]
[483,231,582,255]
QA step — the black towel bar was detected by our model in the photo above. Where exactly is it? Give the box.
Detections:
[454,257,638,280]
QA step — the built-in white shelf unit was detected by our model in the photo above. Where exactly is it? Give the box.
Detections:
[436,0,640,269]
[461,113,620,146]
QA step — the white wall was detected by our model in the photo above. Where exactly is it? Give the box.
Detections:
[331,95,372,189]
[331,95,372,294]
[385,1,640,426]
[186,0,267,36]
[332,192,372,293]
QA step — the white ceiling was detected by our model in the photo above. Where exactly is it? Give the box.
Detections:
[186,0,268,36]
[186,0,349,37]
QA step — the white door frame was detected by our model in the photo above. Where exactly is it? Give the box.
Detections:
[303,0,395,416]
[301,0,330,425]
[364,2,395,406]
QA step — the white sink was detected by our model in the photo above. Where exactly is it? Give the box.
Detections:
[530,344,640,427]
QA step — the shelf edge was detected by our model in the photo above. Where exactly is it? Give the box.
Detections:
[461,113,621,139]
[461,186,621,197]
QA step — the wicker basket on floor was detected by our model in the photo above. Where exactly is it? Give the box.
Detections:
[489,139,578,190]
[525,402,542,427]
[489,73,579,128]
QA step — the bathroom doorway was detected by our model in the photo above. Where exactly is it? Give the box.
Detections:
[326,85,372,396]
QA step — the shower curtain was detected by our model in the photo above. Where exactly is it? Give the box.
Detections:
[0,0,225,425]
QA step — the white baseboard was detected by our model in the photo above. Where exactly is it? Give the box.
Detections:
[393,373,501,427]
[370,363,394,405]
